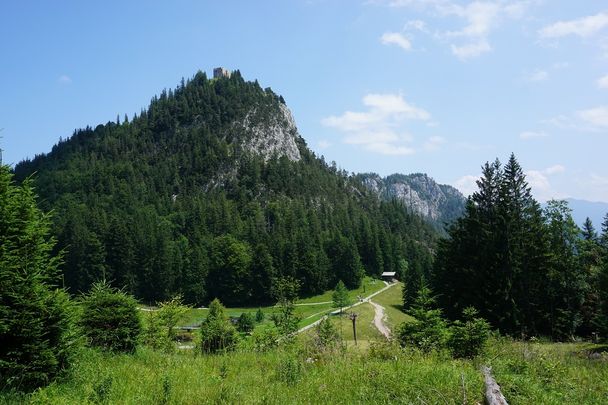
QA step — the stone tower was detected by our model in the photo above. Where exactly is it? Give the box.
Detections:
[213,67,231,79]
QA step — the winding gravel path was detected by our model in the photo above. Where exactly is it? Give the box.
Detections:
[295,282,397,335]
[369,300,391,339]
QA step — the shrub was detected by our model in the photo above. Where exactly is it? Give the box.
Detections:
[397,285,449,353]
[0,168,80,390]
[199,299,239,354]
[80,281,142,353]
[271,277,302,336]
[255,308,265,323]
[251,327,280,352]
[447,307,490,358]
[143,295,189,353]
[314,317,341,351]
[237,312,255,334]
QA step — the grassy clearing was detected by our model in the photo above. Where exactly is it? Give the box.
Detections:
[485,339,608,404]
[170,277,383,331]
[304,303,383,349]
[1,346,484,404]
[295,277,385,304]
[369,282,414,329]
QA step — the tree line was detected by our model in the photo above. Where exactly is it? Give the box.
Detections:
[430,154,608,340]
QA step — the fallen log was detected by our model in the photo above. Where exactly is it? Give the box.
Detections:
[481,366,508,405]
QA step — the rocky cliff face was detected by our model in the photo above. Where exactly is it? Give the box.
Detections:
[359,172,466,228]
[233,103,302,162]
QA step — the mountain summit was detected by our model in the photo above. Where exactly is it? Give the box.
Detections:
[14,70,436,306]
[357,172,466,228]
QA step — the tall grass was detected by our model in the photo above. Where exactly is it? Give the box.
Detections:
[2,345,483,404]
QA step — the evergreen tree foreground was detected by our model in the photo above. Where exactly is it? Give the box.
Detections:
[0,166,79,390]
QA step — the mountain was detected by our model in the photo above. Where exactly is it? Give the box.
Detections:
[564,198,608,229]
[14,70,437,306]
[357,172,467,229]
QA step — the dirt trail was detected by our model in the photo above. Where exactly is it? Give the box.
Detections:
[295,282,397,335]
[369,300,390,339]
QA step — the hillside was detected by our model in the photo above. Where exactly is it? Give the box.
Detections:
[14,71,437,306]
[357,172,466,229]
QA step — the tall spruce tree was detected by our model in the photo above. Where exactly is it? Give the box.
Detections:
[433,155,551,336]
[0,166,79,390]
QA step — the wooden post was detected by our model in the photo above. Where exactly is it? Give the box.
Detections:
[349,313,358,345]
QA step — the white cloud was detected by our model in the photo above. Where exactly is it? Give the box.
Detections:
[404,19,428,32]
[524,69,549,82]
[539,12,608,39]
[544,164,565,175]
[519,130,548,139]
[57,75,72,84]
[544,106,608,132]
[525,164,567,202]
[453,174,479,197]
[322,93,432,155]
[597,74,608,89]
[442,1,501,39]
[451,40,492,60]
[380,0,534,60]
[366,143,416,155]
[577,106,608,128]
[381,32,412,50]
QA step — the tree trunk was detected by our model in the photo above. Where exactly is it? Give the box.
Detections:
[481,366,508,405]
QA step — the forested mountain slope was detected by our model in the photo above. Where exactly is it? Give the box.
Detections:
[14,71,437,306]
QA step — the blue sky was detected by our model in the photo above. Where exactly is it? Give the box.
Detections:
[1,1,607,202]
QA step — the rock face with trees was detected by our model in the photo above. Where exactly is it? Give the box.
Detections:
[13,71,436,307]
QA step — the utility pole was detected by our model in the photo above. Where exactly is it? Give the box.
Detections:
[349,312,358,345]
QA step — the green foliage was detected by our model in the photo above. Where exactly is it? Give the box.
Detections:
[331,280,351,313]
[397,285,449,353]
[80,281,142,353]
[325,235,365,289]
[143,295,190,352]
[447,307,490,358]
[274,356,303,385]
[251,327,280,352]
[13,71,436,307]
[255,307,265,323]
[236,312,255,334]
[313,317,342,352]
[401,259,425,310]
[0,166,80,391]
[271,278,302,337]
[90,375,113,404]
[199,299,239,354]
[433,154,602,339]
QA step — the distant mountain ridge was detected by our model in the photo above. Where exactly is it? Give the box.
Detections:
[563,198,608,229]
[357,172,467,228]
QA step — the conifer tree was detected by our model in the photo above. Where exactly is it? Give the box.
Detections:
[332,280,351,313]
[0,167,79,390]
